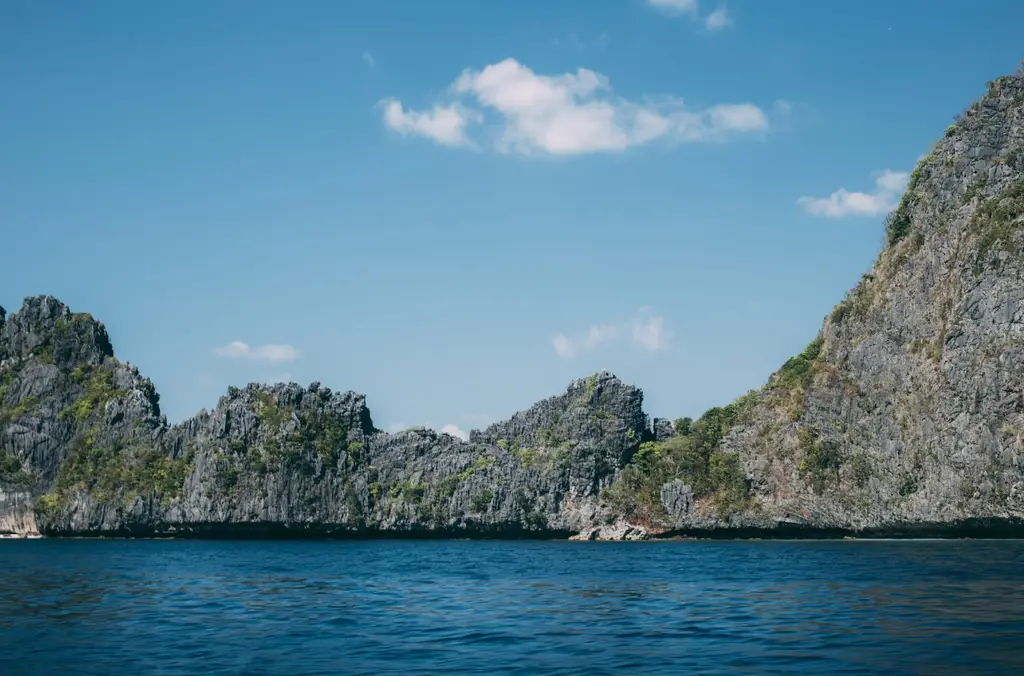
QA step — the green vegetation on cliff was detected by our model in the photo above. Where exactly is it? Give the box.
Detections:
[61,366,119,422]
[0,395,40,426]
[971,179,1024,273]
[602,394,756,524]
[601,331,833,526]
[35,432,193,519]
[0,450,34,487]
[797,425,842,493]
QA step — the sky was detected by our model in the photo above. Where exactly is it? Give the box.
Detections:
[2,1,1023,439]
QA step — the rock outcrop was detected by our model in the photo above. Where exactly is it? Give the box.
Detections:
[4,66,1024,539]
[569,519,650,541]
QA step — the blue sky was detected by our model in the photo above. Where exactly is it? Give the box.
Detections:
[2,1,1022,437]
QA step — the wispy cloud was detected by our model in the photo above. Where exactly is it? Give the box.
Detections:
[387,419,471,440]
[631,309,670,351]
[387,420,471,441]
[553,309,671,359]
[797,169,909,218]
[213,341,299,362]
[554,31,609,52]
[647,0,698,15]
[647,0,733,31]
[440,424,469,441]
[382,59,768,155]
[362,50,375,68]
[704,7,732,31]
[265,372,294,384]
[553,324,620,359]
[772,99,793,116]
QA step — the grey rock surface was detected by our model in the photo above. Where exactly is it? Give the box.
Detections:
[652,418,676,443]
[663,69,1024,534]
[569,519,650,541]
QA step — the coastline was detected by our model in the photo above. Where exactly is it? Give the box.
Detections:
[5,515,1023,541]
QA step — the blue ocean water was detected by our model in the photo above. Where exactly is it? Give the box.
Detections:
[1,539,1023,675]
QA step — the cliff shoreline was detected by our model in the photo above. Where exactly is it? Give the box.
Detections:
[7,516,1024,541]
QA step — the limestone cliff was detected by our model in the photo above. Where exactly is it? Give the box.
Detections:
[4,67,1024,539]
[0,297,164,535]
[606,68,1024,536]
[0,301,645,536]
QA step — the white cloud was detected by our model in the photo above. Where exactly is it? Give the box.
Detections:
[553,310,669,359]
[362,51,375,68]
[647,0,699,15]
[632,311,671,351]
[387,420,470,441]
[213,341,299,362]
[707,103,766,132]
[440,424,469,441]
[586,324,621,347]
[381,58,768,155]
[648,0,734,32]
[772,99,793,116]
[552,333,576,359]
[705,8,732,31]
[552,324,619,359]
[797,169,909,218]
[381,99,478,147]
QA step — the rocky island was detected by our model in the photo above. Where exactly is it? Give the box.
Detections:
[3,68,1024,540]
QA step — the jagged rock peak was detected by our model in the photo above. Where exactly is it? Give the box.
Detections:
[470,370,646,450]
[1,295,114,369]
[209,379,378,438]
[882,67,1024,241]
[568,370,624,391]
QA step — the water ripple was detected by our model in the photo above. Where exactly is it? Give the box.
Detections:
[1,540,1023,674]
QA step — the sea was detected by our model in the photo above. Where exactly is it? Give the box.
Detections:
[1,539,1023,674]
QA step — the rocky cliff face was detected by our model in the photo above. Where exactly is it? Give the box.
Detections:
[4,68,1024,539]
[607,68,1024,536]
[0,302,646,536]
[0,296,165,535]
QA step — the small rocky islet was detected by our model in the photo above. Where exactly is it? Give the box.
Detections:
[4,68,1024,540]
